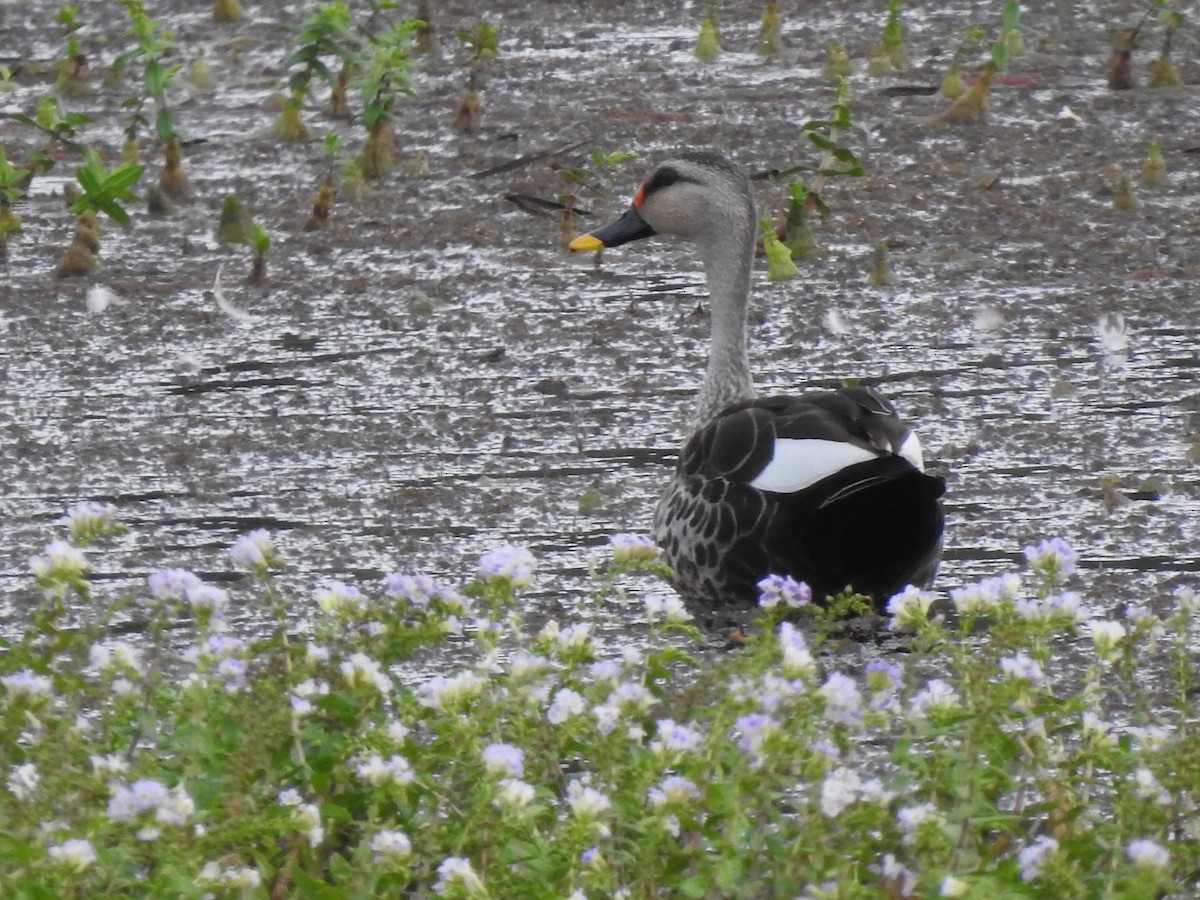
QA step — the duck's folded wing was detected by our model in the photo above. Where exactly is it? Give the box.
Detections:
[683,387,926,490]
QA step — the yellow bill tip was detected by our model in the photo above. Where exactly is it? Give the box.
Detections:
[568,233,604,252]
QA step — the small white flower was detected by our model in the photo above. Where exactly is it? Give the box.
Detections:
[940,874,968,897]
[315,581,367,616]
[7,763,39,800]
[820,672,863,727]
[198,861,262,889]
[886,585,936,630]
[644,593,691,624]
[30,539,89,581]
[355,753,414,788]
[555,623,594,653]
[1081,712,1116,747]
[481,743,524,779]
[910,679,961,719]
[1128,724,1171,752]
[509,651,552,681]
[1133,767,1170,806]
[340,653,392,693]
[1017,835,1058,881]
[1174,586,1197,616]
[778,622,815,679]
[819,766,863,818]
[292,802,324,847]
[1126,838,1170,870]
[650,718,704,756]
[415,671,486,711]
[896,802,942,842]
[999,651,1046,685]
[494,777,536,809]
[228,528,280,571]
[1,669,53,701]
[370,829,412,864]
[880,853,916,896]
[278,788,303,807]
[433,856,486,896]
[566,778,611,818]
[547,688,586,724]
[608,680,655,714]
[90,753,129,777]
[477,545,535,588]
[1090,620,1126,661]
[610,533,660,565]
[47,837,98,872]
[60,501,118,541]
[646,775,701,809]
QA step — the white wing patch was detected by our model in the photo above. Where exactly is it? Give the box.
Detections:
[898,432,925,470]
[749,439,879,494]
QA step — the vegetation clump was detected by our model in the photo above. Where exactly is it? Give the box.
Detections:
[0,512,1197,897]
[453,22,498,135]
[695,2,721,62]
[55,149,143,278]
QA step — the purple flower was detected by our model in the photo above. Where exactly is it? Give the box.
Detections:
[477,545,535,588]
[610,533,660,565]
[1023,538,1078,577]
[820,671,863,727]
[1018,836,1058,881]
[757,574,812,609]
[229,529,280,572]
[482,743,524,779]
[647,775,701,809]
[732,713,779,759]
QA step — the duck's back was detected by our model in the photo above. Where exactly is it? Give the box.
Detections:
[652,387,945,623]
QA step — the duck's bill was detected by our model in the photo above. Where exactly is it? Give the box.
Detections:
[568,207,656,251]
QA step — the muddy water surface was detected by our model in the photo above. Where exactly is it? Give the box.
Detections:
[1,0,1198,651]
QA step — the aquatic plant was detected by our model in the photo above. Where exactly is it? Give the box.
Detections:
[1148,6,1183,87]
[1109,26,1138,90]
[1000,0,1023,58]
[823,41,852,79]
[1112,171,1135,211]
[0,150,24,263]
[115,0,190,198]
[212,0,244,24]
[869,0,907,74]
[355,20,421,178]
[760,219,798,281]
[695,1,721,62]
[757,1,782,57]
[940,9,1016,125]
[186,51,215,91]
[247,224,270,285]
[53,4,90,98]
[2,510,1198,897]
[275,2,357,141]
[1140,136,1166,187]
[867,240,894,285]
[55,150,143,278]
[217,194,253,244]
[454,22,498,134]
[765,94,864,271]
[304,134,342,231]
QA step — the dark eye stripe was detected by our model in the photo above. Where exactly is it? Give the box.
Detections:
[641,166,700,199]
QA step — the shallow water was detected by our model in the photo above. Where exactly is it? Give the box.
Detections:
[0,0,1197,649]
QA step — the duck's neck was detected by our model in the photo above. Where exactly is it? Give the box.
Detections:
[693,228,755,428]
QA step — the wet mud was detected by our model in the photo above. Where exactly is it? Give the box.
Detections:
[0,1,1197,646]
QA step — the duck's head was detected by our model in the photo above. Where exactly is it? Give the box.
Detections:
[569,152,754,253]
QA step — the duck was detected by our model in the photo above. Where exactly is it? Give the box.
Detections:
[569,151,945,626]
